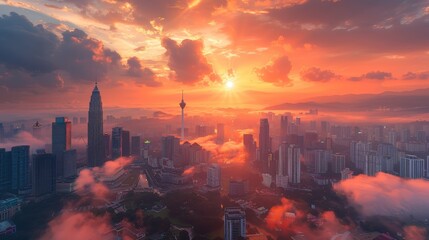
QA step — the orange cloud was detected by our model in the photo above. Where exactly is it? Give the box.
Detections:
[333,172,429,219]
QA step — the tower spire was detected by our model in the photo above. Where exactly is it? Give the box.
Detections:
[179,90,186,140]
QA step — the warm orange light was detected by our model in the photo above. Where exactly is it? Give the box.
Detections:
[226,80,234,89]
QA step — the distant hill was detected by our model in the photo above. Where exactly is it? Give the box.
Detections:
[265,88,429,114]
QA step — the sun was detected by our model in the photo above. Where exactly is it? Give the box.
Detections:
[225,80,234,89]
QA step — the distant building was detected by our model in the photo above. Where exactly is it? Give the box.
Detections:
[224,207,246,240]
[280,116,288,142]
[377,143,397,173]
[131,136,141,157]
[288,145,301,184]
[11,146,31,193]
[243,134,256,163]
[0,123,4,143]
[229,180,248,197]
[52,117,71,178]
[331,153,345,173]
[103,133,111,159]
[161,136,180,165]
[207,163,221,188]
[259,119,270,173]
[0,149,12,193]
[314,150,330,174]
[32,121,42,138]
[365,151,381,176]
[32,151,56,197]
[112,127,123,159]
[63,149,77,178]
[276,142,289,189]
[122,130,131,157]
[216,123,225,144]
[350,141,370,171]
[400,155,424,179]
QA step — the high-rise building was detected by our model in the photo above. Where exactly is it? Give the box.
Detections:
[131,136,141,156]
[52,117,71,178]
[11,146,30,192]
[0,123,5,143]
[207,163,221,188]
[280,116,288,142]
[0,149,12,193]
[32,151,56,197]
[400,155,424,179]
[331,153,346,173]
[111,127,123,159]
[377,143,397,173]
[276,142,289,189]
[314,150,330,174]
[103,133,111,159]
[243,134,256,163]
[161,136,180,164]
[365,151,381,176]
[63,149,77,178]
[224,207,246,240]
[87,83,105,167]
[179,91,186,140]
[216,123,225,144]
[350,141,370,171]
[288,144,301,184]
[122,130,131,157]
[259,118,270,173]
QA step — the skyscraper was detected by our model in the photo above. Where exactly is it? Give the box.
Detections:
[131,136,141,156]
[400,155,424,179]
[314,150,330,174]
[0,149,12,193]
[365,151,381,176]
[243,134,256,163]
[207,163,221,188]
[161,136,180,165]
[276,142,289,189]
[288,144,301,184]
[179,90,186,140]
[331,153,346,173]
[52,117,71,178]
[87,83,105,167]
[216,123,225,144]
[32,151,56,197]
[280,116,288,142]
[111,127,123,159]
[224,207,246,240]
[11,145,30,192]
[103,133,111,159]
[259,118,270,173]
[122,130,131,157]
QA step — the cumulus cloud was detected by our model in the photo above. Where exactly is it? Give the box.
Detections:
[255,55,292,86]
[186,130,250,164]
[161,37,218,85]
[75,156,134,199]
[266,197,350,238]
[333,172,429,220]
[126,57,162,87]
[300,67,338,82]
[0,12,122,101]
[402,71,429,80]
[349,71,393,81]
[40,211,113,240]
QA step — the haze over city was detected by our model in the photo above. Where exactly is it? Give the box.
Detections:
[0,0,429,240]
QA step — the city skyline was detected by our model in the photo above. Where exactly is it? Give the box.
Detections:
[0,1,428,113]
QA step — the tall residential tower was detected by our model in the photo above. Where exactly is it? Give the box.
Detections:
[87,83,105,167]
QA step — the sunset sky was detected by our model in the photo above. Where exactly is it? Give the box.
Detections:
[0,0,428,111]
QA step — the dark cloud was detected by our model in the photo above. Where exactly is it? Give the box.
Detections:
[126,57,162,87]
[161,37,218,85]
[402,71,429,80]
[255,55,292,86]
[223,1,429,54]
[300,67,338,82]
[0,12,59,73]
[349,71,393,81]
[56,0,227,31]
[56,29,121,82]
